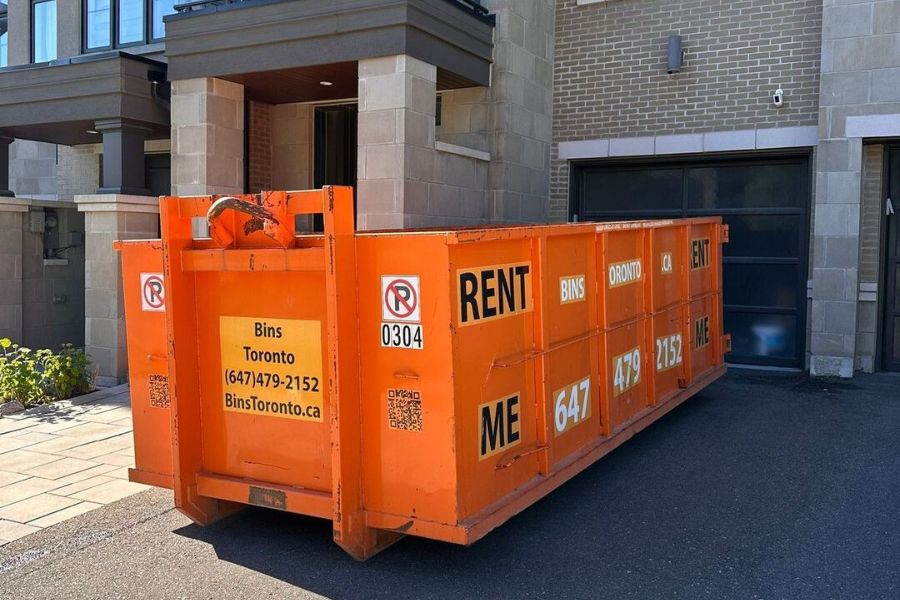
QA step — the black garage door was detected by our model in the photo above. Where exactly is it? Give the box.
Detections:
[571,153,810,368]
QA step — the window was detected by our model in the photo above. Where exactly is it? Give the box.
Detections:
[85,0,177,51]
[86,0,110,49]
[0,6,8,68]
[33,0,57,63]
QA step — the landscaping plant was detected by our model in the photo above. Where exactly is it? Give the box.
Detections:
[0,338,93,408]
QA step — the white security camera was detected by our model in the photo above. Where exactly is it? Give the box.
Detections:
[773,88,784,108]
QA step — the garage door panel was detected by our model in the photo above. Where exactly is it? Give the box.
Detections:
[581,168,682,214]
[723,263,800,309]
[725,311,800,364]
[722,214,803,259]
[686,163,806,210]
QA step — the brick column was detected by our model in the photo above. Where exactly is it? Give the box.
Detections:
[0,198,28,343]
[357,55,436,229]
[76,194,159,385]
[171,77,245,196]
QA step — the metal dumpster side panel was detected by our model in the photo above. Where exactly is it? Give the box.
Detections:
[117,239,174,489]
[448,236,542,521]
[192,269,332,492]
[355,233,459,525]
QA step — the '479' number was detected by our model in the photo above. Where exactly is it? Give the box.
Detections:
[612,347,641,397]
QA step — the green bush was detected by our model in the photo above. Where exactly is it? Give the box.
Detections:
[0,338,93,408]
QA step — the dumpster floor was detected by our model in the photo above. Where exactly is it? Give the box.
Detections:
[1,370,898,599]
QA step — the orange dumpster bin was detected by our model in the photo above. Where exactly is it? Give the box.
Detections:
[114,239,174,489]
[135,187,729,560]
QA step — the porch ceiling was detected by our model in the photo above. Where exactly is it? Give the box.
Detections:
[0,52,170,146]
[164,0,495,89]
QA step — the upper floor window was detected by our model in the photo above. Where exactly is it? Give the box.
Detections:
[85,0,176,51]
[0,5,8,68]
[33,0,57,63]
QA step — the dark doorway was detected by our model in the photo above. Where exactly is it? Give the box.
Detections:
[314,104,357,228]
[145,153,171,197]
[571,153,811,369]
[882,146,900,371]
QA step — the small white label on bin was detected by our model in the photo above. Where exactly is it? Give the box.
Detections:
[382,276,421,322]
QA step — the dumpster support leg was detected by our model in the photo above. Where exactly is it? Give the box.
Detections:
[323,187,402,560]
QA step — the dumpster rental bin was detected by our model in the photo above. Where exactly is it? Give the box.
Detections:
[114,239,173,489]
[132,187,729,560]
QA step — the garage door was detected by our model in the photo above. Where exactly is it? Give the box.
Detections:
[571,153,810,368]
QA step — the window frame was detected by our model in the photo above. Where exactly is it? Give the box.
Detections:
[32,0,57,63]
[82,0,174,53]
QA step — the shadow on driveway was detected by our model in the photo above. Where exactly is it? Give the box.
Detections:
[175,370,900,599]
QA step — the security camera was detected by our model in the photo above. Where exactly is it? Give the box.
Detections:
[773,88,784,108]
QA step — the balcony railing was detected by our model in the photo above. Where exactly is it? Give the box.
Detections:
[173,0,493,24]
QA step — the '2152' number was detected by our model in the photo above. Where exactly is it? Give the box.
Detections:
[656,333,683,372]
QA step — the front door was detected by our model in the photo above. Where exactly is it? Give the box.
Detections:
[313,104,357,229]
[882,146,900,371]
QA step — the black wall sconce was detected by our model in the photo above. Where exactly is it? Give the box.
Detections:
[667,34,683,74]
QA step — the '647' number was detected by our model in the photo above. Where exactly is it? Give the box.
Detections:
[612,347,641,397]
[381,323,423,350]
[554,376,591,436]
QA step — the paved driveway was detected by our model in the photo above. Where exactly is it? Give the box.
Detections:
[0,370,898,599]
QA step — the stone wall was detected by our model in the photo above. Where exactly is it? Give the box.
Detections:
[811,0,900,376]
[270,103,314,191]
[10,140,58,198]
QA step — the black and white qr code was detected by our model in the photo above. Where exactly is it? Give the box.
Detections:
[149,374,170,409]
[387,388,422,431]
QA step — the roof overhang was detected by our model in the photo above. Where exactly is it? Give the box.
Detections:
[0,52,170,145]
[164,0,495,98]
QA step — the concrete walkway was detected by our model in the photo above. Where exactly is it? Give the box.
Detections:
[0,385,147,545]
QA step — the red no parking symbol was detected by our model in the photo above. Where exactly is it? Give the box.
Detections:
[141,273,165,312]
[382,276,420,322]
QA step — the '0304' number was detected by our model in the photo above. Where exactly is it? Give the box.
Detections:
[380,323,423,350]
[656,333,683,372]
[553,376,591,436]
[612,347,641,397]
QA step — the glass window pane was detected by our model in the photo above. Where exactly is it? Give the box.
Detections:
[152,0,176,39]
[86,0,111,48]
[0,14,8,68]
[724,263,799,310]
[686,162,806,210]
[33,1,57,63]
[722,215,802,259]
[580,168,683,217]
[118,0,144,44]
[725,311,798,362]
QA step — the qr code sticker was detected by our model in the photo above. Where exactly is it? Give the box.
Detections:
[149,374,170,409]
[387,388,422,431]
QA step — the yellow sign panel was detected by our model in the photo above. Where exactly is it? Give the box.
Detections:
[457,262,533,327]
[219,316,323,422]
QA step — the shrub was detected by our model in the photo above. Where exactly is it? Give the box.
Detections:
[0,339,93,408]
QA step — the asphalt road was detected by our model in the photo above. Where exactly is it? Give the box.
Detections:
[1,370,898,599]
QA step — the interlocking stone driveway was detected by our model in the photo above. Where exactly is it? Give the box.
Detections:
[0,385,146,544]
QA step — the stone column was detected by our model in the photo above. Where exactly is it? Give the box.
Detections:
[76,194,159,385]
[171,77,245,196]
[95,118,152,196]
[0,137,15,197]
[0,198,28,343]
[357,54,436,229]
